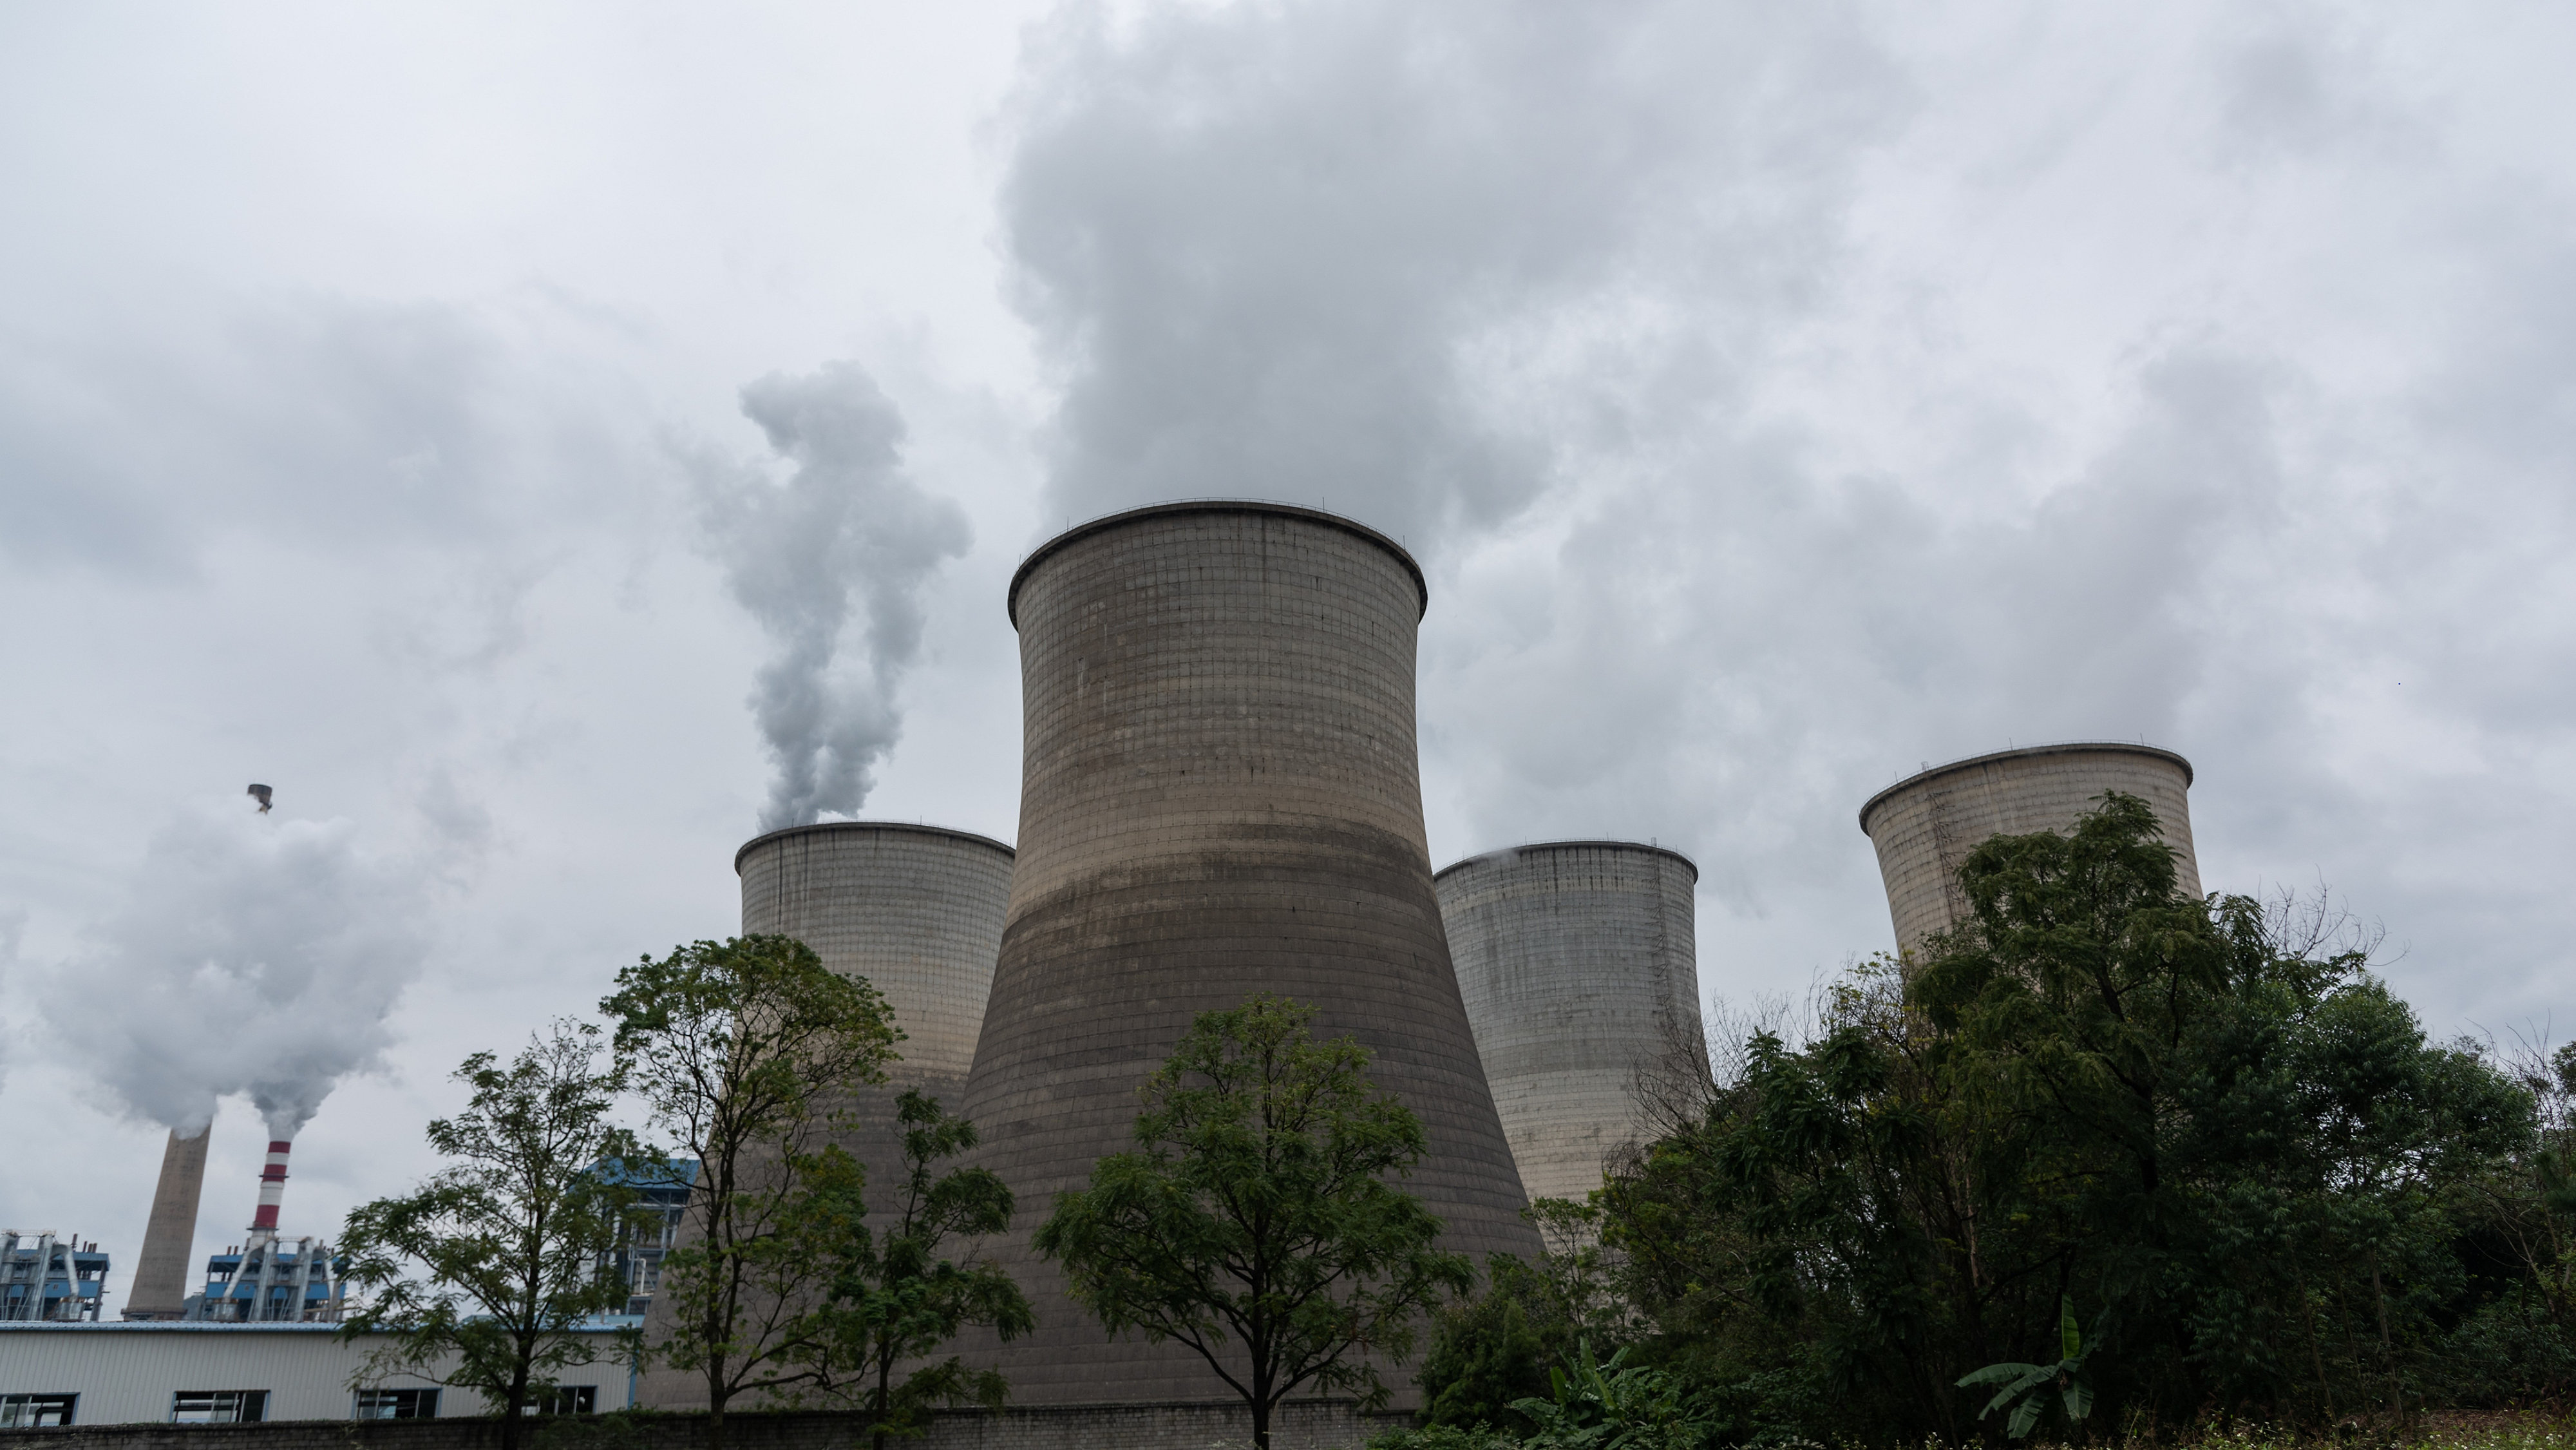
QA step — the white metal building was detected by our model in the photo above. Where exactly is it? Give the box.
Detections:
[0,1322,639,1426]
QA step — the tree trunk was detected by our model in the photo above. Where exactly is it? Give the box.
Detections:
[501,1353,529,1450]
[706,1367,729,1450]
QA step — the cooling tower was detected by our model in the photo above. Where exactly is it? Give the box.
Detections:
[1435,842,1701,1204]
[121,1127,209,1320]
[1859,742,2201,956]
[634,821,1014,1409]
[735,821,1016,1100]
[960,501,1540,1407]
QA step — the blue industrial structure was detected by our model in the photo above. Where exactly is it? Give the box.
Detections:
[182,1237,343,1324]
[1,1232,109,1322]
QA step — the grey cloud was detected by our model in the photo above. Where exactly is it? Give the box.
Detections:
[1002,0,1911,549]
[696,361,973,832]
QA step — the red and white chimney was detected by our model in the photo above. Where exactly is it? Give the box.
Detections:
[248,1140,291,1238]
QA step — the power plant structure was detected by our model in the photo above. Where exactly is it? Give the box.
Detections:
[955,501,1541,1406]
[634,822,1014,1407]
[1435,841,1701,1205]
[1859,742,2201,956]
[1,1232,109,1322]
[120,1128,210,1321]
[82,497,2247,1439]
[183,1140,343,1322]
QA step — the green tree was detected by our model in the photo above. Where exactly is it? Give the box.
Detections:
[338,1020,644,1449]
[828,1087,1035,1450]
[1600,794,2535,1440]
[601,935,901,1446]
[1419,1199,1636,1433]
[1036,995,1474,1450]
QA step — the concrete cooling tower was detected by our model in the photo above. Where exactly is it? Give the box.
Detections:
[1435,842,1701,1205]
[1859,742,2200,956]
[960,501,1541,1407]
[734,820,1016,1101]
[635,821,1013,1409]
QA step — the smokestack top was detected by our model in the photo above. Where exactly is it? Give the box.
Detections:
[1006,499,1428,628]
[249,1141,291,1235]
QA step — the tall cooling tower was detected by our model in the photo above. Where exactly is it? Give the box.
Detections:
[1435,843,1701,1204]
[960,501,1540,1406]
[634,821,1014,1408]
[1859,742,2200,956]
[122,1127,210,1320]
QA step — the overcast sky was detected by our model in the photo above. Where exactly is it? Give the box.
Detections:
[5,1,2570,1310]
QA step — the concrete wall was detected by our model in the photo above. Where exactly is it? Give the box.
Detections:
[1437,842,1701,1203]
[0,1402,1408,1450]
[959,501,1540,1407]
[0,1324,638,1424]
[1858,743,2201,957]
[634,824,1014,1410]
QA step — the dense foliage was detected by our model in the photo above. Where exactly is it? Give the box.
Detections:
[1406,794,2576,1447]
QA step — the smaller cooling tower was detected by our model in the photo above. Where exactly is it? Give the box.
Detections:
[1435,843,1701,1204]
[734,821,1016,1100]
[122,1127,210,1321]
[635,821,1014,1409]
[1859,742,2200,957]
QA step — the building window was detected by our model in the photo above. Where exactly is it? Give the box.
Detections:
[526,1387,596,1416]
[171,1391,267,1424]
[353,1389,440,1420]
[0,1395,77,1427]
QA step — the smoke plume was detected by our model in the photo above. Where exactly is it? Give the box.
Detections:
[698,361,971,832]
[44,796,433,1138]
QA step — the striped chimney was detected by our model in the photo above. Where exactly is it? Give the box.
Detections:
[249,1140,290,1235]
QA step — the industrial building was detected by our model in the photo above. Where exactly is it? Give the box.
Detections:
[1436,841,1702,1205]
[0,1322,638,1424]
[1859,742,2201,955]
[952,501,1541,1406]
[1,1232,109,1323]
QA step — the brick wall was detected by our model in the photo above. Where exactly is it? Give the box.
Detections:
[0,1402,1410,1450]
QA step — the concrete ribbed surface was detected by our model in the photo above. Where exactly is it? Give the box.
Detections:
[122,1127,210,1320]
[960,502,1540,1408]
[1435,843,1701,1205]
[635,823,1014,1409]
[1859,743,2201,957]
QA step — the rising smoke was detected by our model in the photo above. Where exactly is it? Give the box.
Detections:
[698,361,972,832]
[43,795,435,1138]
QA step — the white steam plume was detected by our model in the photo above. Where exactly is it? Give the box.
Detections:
[44,797,435,1138]
[698,361,971,832]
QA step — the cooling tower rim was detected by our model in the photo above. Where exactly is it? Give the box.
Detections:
[734,819,1016,876]
[1007,499,1430,628]
[1434,838,1700,884]
[1857,741,2195,837]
